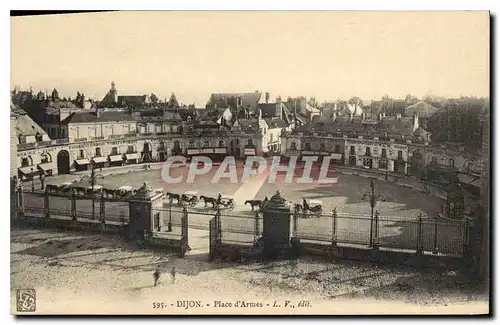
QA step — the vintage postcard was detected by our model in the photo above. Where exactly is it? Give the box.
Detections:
[10,11,490,315]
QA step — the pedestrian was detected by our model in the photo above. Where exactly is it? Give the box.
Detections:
[153,266,161,287]
[170,267,176,284]
[40,173,45,190]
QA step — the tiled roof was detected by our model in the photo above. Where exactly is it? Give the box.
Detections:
[14,112,49,137]
[118,95,149,105]
[295,115,418,139]
[264,118,287,129]
[209,92,261,110]
[404,101,439,118]
[259,103,276,118]
[61,111,138,124]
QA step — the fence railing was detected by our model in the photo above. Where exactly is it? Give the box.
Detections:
[22,190,130,226]
[292,209,470,256]
[17,190,470,257]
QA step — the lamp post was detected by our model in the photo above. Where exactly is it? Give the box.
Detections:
[90,161,96,220]
[31,168,35,192]
[362,178,385,248]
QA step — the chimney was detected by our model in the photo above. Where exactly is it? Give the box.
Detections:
[96,107,102,118]
[413,113,419,131]
[276,96,282,119]
[265,92,270,103]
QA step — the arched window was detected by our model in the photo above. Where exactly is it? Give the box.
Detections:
[203,140,210,148]
[21,157,30,167]
[111,147,118,155]
[189,140,195,148]
[305,142,311,151]
[290,142,297,150]
[95,147,102,157]
[349,146,355,155]
[40,153,49,164]
[466,161,473,173]
[397,150,403,160]
[431,156,437,164]
[449,158,455,169]
[365,147,371,156]
[218,140,224,148]
[381,148,387,158]
[79,149,85,159]
[174,141,180,149]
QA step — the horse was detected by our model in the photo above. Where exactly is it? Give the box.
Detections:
[245,200,262,211]
[200,195,217,208]
[166,192,180,203]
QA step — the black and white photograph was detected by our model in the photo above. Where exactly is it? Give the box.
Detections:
[9,10,490,315]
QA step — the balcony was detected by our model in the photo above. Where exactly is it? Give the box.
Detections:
[91,136,105,141]
[73,137,88,142]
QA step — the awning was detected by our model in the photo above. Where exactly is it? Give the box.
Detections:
[214,148,227,154]
[330,153,343,160]
[469,179,482,188]
[125,153,139,160]
[244,148,256,156]
[92,156,107,164]
[19,166,35,175]
[201,148,214,154]
[37,161,56,171]
[109,155,123,162]
[74,159,90,166]
[458,174,475,184]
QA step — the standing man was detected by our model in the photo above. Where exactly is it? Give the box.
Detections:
[40,172,45,190]
[170,267,176,284]
[153,266,161,287]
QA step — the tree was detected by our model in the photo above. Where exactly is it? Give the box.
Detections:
[150,93,159,104]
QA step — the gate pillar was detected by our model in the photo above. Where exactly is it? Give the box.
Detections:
[127,182,164,240]
[261,190,293,259]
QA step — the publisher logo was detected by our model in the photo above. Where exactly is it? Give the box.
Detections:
[16,289,36,312]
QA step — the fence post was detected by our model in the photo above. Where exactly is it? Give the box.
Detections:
[331,208,337,246]
[254,211,260,242]
[216,206,222,243]
[416,213,423,255]
[293,209,298,237]
[18,181,25,217]
[100,193,105,228]
[71,190,77,222]
[373,211,379,250]
[167,202,172,232]
[463,218,470,256]
[44,189,50,219]
[432,215,439,254]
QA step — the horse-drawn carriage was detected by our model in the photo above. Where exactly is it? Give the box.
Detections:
[116,185,135,198]
[180,191,199,207]
[218,194,235,211]
[294,198,323,217]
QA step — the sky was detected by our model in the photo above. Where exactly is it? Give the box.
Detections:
[11,11,490,106]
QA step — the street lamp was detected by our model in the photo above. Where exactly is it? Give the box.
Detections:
[90,161,96,220]
[31,168,35,192]
[361,178,386,248]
